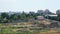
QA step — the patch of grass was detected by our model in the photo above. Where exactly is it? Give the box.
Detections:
[0,23,60,34]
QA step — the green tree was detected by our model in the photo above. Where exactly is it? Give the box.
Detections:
[2,18,8,23]
[1,13,9,19]
[57,14,60,21]
[28,12,35,19]
[20,11,26,20]
[1,13,9,23]
[10,14,19,20]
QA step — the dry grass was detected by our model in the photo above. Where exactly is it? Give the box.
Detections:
[0,20,60,34]
[38,29,60,34]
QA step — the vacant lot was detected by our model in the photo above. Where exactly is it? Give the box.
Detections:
[0,20,60,34]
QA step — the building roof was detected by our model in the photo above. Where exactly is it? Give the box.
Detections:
[45,14,57,17]
[48,15,57,16]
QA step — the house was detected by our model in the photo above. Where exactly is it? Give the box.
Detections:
[45,14,57,20]
[37,16,44,20]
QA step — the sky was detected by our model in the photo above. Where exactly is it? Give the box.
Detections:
[0,0,60,13]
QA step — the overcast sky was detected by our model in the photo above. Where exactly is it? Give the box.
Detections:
[0,0,60,13]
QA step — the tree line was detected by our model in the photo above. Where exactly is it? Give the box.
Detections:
[0,11,41,23]
[0,9,60,23]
